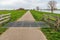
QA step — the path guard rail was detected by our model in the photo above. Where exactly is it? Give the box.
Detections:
[0,13,11,25]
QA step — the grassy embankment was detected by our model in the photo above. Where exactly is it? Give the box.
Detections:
[30,10,60,21]
[30,10,60,40]
[0,10,27,35]
[0,10,27,22]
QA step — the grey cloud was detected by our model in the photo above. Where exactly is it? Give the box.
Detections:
[0,0,60,10]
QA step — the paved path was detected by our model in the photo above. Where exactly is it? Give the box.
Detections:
[17,11,35,21]
[0,11,47,40]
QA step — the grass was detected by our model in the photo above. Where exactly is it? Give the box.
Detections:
[0,10,27,26]
[0,10,27,35]
[41,28,60,40]
[30,10,60,40]
[0,27,7,35]
[30,10,60,21]
[0,10,27,22]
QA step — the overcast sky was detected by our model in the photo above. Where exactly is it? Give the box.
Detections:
[0,0,60,10]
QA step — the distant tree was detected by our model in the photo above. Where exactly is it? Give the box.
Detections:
[17,8,24,10]
[48,0,57,13]
[36,6,40,11]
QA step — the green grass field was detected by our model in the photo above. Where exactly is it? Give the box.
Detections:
[0,10,27,26]
[0,27,7,35]
[0,10,27,35]
[30,10,60,40]
[41,28,60,40]
[0,10,27,22]
[30,10,60,21]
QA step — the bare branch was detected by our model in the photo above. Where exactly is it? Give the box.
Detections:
[48,0,57,13]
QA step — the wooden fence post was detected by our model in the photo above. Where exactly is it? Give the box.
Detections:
[57,16,60,29]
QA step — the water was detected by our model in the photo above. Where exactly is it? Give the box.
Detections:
[40,10,60,14]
